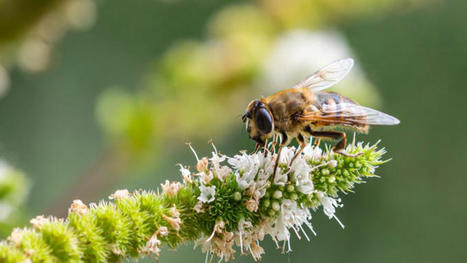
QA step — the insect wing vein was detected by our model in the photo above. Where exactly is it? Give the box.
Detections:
[292,58,354,91]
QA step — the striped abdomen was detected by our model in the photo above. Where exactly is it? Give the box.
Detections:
[308,91,369,132]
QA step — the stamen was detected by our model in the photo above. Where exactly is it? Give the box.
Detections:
[333,215,345,229]
[299,224,310,241]
[291,225,301,239]
[206,227,216,242]
[305,221,317,236]
[210,140,218,155]
[239,231,243,254]
[186,142,200,162]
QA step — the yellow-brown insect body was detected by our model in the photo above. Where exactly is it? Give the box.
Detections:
[265,88,367,139]
[304,90,369,133]
[242,58,399,174]
[262,88,311,142]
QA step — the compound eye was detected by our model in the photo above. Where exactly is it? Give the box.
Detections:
[255,108,273,134]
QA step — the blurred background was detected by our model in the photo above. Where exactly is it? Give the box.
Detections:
[0,0,466,262]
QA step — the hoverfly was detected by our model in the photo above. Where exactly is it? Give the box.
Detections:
[242,58,399,175]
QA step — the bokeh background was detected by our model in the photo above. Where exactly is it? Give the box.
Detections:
[0,0,466,262]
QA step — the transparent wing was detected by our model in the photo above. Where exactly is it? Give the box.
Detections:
[293,58,354,91]
[300,103,400,126]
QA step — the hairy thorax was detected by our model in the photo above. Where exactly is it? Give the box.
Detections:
[265,88,311,135]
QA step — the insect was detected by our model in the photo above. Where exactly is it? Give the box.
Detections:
[242,58,400,175]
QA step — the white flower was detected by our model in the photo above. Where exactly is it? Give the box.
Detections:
[249,242,265,261]
[161,180,182,196]
[245,198,259,212]
[289,154,314,194]
[316,191,345,229]
[217,166,232,180]
[200,170,214,185]
[228,152,259,190]
[303,144,323,162]
[8,228,24,245]
[297,180,314,195]
[273,168,288,186]
[141,233,162,256]
[196,157,209,172]
[210,152,226,167]
[69,200,89,215]
[193,201,205,213]
[162,206,182,231]
[206,220,226,242]
[237,219,252,233]
[178,164,191,177]
[210,152,232,180]
[198,185,216,203]
[278,146,295,164]
[249,152,274,196]
[329,159,338,168]
[30,215,50,229]
[178,164,192,183]
[237,219,253,254]
[109,189,130,200]
[158,226,169,236]
[258,151,275,179]
[265,199,315,253]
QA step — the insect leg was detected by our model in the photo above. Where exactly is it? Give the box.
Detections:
[289,134,308,166]
[262,138,269,157]
[268,133,279,154]
[273,132,289,176]
[313,138,321,148]
[252,143,261,154]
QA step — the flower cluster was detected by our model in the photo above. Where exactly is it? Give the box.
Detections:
[189,141,385,261]
[0,141,387,263]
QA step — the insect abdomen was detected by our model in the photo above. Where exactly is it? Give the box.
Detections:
[313,92,369,133]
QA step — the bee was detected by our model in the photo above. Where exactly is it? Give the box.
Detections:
[242,58,400,174]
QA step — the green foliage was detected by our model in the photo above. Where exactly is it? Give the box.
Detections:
[68,212,109,263]
[39,220,82,262]
[18,229,55,262]
[91,203,132,262]
[162,186,198,246]
[113,196,152,257]
[0,242,28,263]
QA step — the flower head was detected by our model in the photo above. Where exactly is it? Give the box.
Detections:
[198,185,216,203]
[188,141,385,261]
[161,180,182,196]
[229,152,260,190]
[178,164,192,184]
[69,199,89,215]
[30,215,50,229]
[109,189,130,200]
